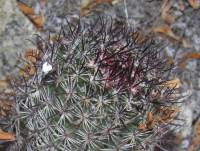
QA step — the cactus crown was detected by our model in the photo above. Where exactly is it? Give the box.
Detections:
[14,17,179,151]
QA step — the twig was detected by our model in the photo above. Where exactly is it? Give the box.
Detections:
[123,0,130,27]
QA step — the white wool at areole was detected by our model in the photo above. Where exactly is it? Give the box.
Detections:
[42,62,52,74]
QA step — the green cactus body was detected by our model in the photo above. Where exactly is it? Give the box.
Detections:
[15,18,179,151]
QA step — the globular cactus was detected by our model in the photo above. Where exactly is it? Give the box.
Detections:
[13,17,180,151]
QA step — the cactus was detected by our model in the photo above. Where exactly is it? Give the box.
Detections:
[13,17,180,151]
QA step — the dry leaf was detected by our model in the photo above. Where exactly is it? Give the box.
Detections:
[188,120,200,149]
[174,132,183,144]
[0,101,12,111]
[49,35,64,44]
[167,57,174,66]
[0,80,8,90]
[19,64,36,78]
[156,106,179,124]
[194,121,200,135]
[20,48,41,78]
[132,31,148,44]
[153,24,181,42]
[80,0,115,16]
[165,56,174,68]
[138,123,146,131]
[186,52,200,59]
[161,13,176,23]
[24,49,40,64]
[138,112,156,131]
[178,52,200,70]
[80,0,95,16]
[96,0,113,5]
[162,78,180,89]
[161,0,170,11]
[0,100,12,117]
[0,76,11,91]
[153,25,189,47]
[146,112,153,123]
[30,16,43,31]
[17,1,43,31]
[188,0,199,9]
[0,130,15,141]
[146,112,155,129]
[182,39,192,48]
[17,1,35,15]
[161,0,176,23]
